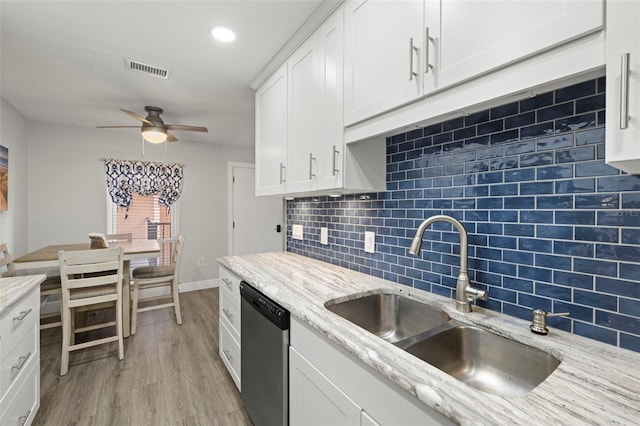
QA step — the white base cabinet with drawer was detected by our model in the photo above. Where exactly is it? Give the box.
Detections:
[1,284,40,426]
[290,316,454,426]
[218,265,241,390]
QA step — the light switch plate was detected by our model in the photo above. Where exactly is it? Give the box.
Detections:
[320,227,329,245]
[292,224,304,240]
[364,231,375,253]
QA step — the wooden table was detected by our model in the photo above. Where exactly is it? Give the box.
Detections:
[13,240,161,337]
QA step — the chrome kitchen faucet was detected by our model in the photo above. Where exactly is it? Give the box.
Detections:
[409,215,488,313]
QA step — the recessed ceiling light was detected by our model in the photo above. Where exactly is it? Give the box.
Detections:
[210,26,236,42]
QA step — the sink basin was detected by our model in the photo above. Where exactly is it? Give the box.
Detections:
[325,292,450,343]
[405,324,560,397]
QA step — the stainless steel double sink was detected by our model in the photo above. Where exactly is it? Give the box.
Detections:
[325,292,560,397]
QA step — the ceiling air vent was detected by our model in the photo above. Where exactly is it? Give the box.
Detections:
[125,59,169,79]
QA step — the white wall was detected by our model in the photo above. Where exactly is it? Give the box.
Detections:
[0,99,29,255]
[26,121,253,284]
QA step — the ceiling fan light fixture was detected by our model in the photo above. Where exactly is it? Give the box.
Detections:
[141,127,167,144]
[210,26,236,42]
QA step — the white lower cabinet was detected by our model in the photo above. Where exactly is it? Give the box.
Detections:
[0,284,40,426]
[290,346,362,426]
[289,317,454,426]
[218,265,241,391]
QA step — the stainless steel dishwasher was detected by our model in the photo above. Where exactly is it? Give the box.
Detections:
[240,281,289,426]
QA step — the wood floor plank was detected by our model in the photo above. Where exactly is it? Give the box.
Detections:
[33,288,250,426]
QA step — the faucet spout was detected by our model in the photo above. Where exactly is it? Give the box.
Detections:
[408,215,488,313]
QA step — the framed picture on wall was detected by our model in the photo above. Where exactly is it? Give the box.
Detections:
[0,145,7,211]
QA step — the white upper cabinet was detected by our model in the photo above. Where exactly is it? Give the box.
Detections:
[288,9,345,193]
[255,65,288,196]
[344,0,424,126]
[424,0,604,94]
[316,10,345,190]
[606,0,640,174]
[287,36,320,193]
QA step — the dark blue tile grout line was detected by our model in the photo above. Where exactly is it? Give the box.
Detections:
[286,76,640,353]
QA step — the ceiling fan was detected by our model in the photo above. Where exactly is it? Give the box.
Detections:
[96,106,208,143]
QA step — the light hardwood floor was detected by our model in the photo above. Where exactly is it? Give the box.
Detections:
[34,288,251,425]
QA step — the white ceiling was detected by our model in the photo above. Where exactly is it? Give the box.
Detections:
[0,0,328,147]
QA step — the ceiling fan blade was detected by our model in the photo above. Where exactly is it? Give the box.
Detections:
[96,125,141,128]
[165,124,208,133]
[121,109,153,125]
[166,132,178,142]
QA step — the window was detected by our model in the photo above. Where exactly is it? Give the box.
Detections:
[107,193,178,267]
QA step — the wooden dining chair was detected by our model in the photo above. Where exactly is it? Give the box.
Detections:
[1,243,63,330]
[58,247,125,376]
[130,235,184,335]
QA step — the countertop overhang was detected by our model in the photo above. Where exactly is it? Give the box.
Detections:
[217,251,640,425]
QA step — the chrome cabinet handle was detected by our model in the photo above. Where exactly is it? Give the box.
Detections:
[18,410,31,426]
[620,52,630,129]
[13,308,33,321]
[409,37,418,80]
[332,145,340,176]
[222,308,233,319]
[279,162,286,184]
[425,27,434,74]
[12,352,32,371]
[222,349,233,361]
[221,278,232,289]
[309,153,316,180]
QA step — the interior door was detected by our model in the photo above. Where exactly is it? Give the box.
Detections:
[231,164,284,255]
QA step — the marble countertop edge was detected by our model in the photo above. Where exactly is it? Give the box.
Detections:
[0,274,47,316]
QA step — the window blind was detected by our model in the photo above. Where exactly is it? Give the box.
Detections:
[108,193,178,267]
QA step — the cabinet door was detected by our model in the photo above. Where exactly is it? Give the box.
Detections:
[255,65,287,196]
[287,36,320,193]
[344,0,424,126]
[606,0,640,174]
[289,347,361,426]
[316,8,345,190]
[424,0,604,94]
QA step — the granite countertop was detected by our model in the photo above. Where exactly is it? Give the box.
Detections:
[218,251,640,425]
[0,274,46,316]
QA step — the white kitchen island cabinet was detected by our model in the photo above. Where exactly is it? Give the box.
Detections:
[289,316,454,426]
[218,265,242,390]
[605,0,640,174]
[255,64,288,196]
[1,276,44,426]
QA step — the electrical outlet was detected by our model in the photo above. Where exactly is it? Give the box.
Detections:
[197,257,205,267]
[364,231,375,253]
[320,227,329,245]
[292,224,304,240]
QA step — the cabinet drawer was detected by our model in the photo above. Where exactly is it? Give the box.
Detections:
[219,266,241,301]
[0,358,39,426]
[219,286,241,336]
[219,320,241,391]
[1,288,39,360]
[0,321,38,399]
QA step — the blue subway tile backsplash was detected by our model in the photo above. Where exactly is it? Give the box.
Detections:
[286,77,640,353]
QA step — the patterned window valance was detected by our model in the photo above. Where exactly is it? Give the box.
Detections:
[105,159,184,217]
